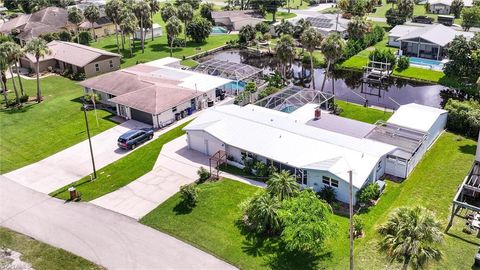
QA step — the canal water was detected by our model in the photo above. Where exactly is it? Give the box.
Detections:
[198,49,448,110]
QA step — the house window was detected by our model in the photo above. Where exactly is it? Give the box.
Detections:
[376,160,382,172]
[109,60,114,69]
[95,63,100,72]
[172,106,177,112]
[322,176,339,188]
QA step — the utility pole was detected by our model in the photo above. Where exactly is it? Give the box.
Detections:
[83,104,97,179]
[349,169,354,270]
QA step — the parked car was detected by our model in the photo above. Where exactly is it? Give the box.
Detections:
[412,16,433,24]
[117,128,154,150]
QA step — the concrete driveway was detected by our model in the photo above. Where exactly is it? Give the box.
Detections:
[4,120,151,194]
[0,176,235,270]
[92,135,265,220]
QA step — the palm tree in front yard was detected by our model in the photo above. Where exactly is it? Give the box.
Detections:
[10,43,26,96]
[378,206,444,270]
[25,38,51,103]
[267,170,299,201]
[84,4,100,42]
[301,27,323,90]
[120,11,138,57]
[320,33,346,93]
[0,42,20,104]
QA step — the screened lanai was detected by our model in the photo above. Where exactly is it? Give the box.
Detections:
[194,59,263,81]
[256,86,335,113]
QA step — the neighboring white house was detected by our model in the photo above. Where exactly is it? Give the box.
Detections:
[428,0,474,14]
[80,57,232,128]
[211,10,263,31]
[134,23,162,40]
[388,24,474,60]
[183,102,447,204]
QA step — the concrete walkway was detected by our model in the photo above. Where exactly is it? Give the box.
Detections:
[92,135,265,220]
[0,176,235,270]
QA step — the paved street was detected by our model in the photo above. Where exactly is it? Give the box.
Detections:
[92,135,265,220]
[0,176,236,270]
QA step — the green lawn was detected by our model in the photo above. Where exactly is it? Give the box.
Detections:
[265,11,297,22]
[141,132,478,270]
[285,0,311,10]
[0,76,116,173]
[50,121,190,201]
[335,100,392,124]
[0,227,103,270]
[180,59,199,68]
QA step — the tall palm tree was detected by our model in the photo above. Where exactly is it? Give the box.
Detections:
[84,4,100,42]
[320,33,346,93]
[134,0,151,53]
[244,192,281,235]
[293,18,312,39]
[267,170,299,201]
[10,43,25,96]
[275,34,296,84]
[0,42,20,104]
[105,0,124,54]
[177,3,193,40]
[378,206,443,270]
[347,16,371,40]
[25,38,51,103]
[166,16,182,57]
[301,27,323,90]
[68,7,84,44]
[148,0,160,41]
[120,12,138,57]
[0,57,8,104]
[274,19,294,37]
[161,3,178,23]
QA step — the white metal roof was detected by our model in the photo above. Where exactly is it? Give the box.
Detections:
[430,0,474,6]
[397,24,474,46]
[387,103,447,133]
[389,25,422,38]
[145,57,181,67]
[185,104,397,188]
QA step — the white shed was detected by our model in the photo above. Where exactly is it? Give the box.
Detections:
[387,103,448,148]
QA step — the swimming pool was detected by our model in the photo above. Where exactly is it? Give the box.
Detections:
[409,57,444,70]
[280,105,300,113]
[211,26,228,34]
[224,81,246,92]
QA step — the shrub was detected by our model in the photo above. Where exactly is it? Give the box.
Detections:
[397,56,410,70]
[317,186,337,204]
[253,161,269,177]
[444,99,480,138]
[72,72,86,81]
[353,215,364,237]
[19,94,29,103]
[58,30,72,42]
[356,183,381,205]
[197,166,210,183]
[242,191,281,235]
[186,17,212,43]
[242,156,256,175]
[172,38,186,47]
[83,93,100,104]
[255,21,271,35]
[238,24,256,45]
[369,48,396,68]
[245,81,257,93]
[258,86,279,100]
[180,183,199,208]
[78,31,92,45]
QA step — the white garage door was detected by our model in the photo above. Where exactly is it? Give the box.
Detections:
[207,139,224,156]
[188,133,207,154]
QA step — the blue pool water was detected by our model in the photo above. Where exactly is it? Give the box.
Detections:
[280,105,300,113]
[211,26,228,34]
[224,81,246,91]
[409,57,444,70]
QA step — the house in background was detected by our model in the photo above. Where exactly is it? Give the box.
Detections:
[428,0,474,14]
[304,14,349,37]
[68,3,115,38]
[0,7,76,45]
[79,57,232,128]
[183,101,447,204]
[20,40,121,77]
[388,24,474,60]
[211,10,263,31]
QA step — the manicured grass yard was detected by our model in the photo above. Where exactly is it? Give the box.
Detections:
[50,121,190,201]
[335,100,392,124]
[0,227,103,270]
[0,76,116,173]
[265,11,297,22]
[141,132,478,269]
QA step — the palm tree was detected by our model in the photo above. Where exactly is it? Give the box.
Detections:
[378,206,443,270]
[301,27,323,90]
[320,33,346,93]
[134,0,151,54]
[244,192,281,235]
[0,42,20,104]
[293,18,312,39]
[25,38,51,103]
[10,43,25,97]
[84,4,100,42]
[267,170,299,201]
[68,7,84,44]
[274,19,294,37]
[120,12,138,57]
[0,56,8,104]
[105,0,124,54]
[177,3,193,40]
[347,16,372,40]
[275,34,296,84]
[166,16,182,57]
[148,0,160,41]
[161,3,178,23]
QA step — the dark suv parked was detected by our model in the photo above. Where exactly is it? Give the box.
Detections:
[117,128,154,150]
[412,16,434,24]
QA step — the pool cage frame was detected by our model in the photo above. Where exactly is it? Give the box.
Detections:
[255,86,335,112]
[193,59,264,94]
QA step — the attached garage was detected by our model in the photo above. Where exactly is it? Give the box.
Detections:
[130,108,153,125]
[187,130,225,156]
